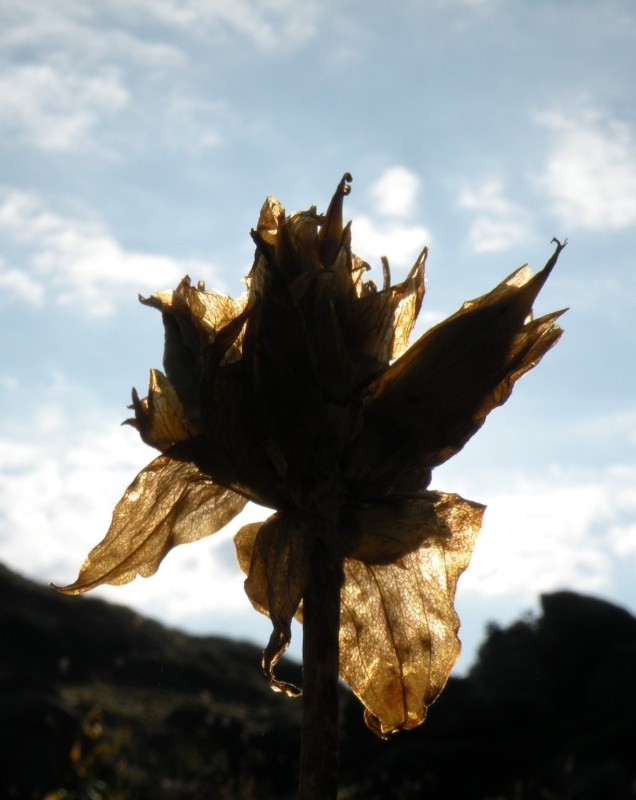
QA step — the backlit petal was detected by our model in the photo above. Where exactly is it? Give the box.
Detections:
[57,454,247,594]
[339,494,484,735]
[237,511,318,696]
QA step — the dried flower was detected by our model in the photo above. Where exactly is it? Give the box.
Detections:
[57,174,565,736]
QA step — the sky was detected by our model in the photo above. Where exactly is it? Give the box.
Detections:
[1,0,636,672]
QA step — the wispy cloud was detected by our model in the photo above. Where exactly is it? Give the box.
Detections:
[0,189,222,316]
[536,105,636,230]
[0,63,128,153]
[458,179,531,252]
[0,2,306,157]
[1,0,326,59]
[117,0,326,51]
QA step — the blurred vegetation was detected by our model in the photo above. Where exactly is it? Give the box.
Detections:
[1,564,636,799]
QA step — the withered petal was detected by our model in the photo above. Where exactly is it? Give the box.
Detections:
[346,242,566,493]
[234,520,265,610]
[256,196,284,247]
[339,494,484,736]
[56,454,247,594]
[343,490,459,565]
[235,511,318,696]
[126,369,199,451]
[142,276,248,340]
[348,247,427,369]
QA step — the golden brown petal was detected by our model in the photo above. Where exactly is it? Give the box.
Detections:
[346,241,566,494]
[256,196,284,247]
[339,494,484,736]
[56,454,247,594]
[389,250,428,358]
[234,520,266,609]
[347,248,427,369]
[126,369,199,451]
[142,277,247,340]
[235,511,318,696]
[342,489,456,565]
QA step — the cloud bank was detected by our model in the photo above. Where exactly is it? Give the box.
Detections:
[0,190,222,316]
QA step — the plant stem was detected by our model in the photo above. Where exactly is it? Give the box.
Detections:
[298,539,342,800]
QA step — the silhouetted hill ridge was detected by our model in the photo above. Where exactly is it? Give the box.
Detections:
[1,563,636,799]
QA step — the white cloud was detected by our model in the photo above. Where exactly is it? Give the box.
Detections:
[609,522,636,557]
[0,258,44,305]
[456,466,636,605]
[0,189,223,316]
[0,63,128,152]
[451,462,636,671]
[351,215,430,273]
[0,4,240,156]
[0,412,145,578]
[370,167,421,219]
[458,179,531,252]
[345,167,429,276]
[0,3,184,69]
[536,106,636,230]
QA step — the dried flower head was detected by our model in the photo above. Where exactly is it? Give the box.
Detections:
[57,174,565,736]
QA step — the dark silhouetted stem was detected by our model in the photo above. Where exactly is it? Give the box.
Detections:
[298,540,342,800]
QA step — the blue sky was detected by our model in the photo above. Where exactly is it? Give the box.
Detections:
[1,0,636,670]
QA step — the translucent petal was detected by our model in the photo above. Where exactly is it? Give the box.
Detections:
[127,369,198,451]
[346,242,566,494]
[235,511,317,695]
[142,277,247,339]
[348,248,426,367]
[339,493,484,736]
[342,490,456,565]
[256,196,283,246]
[56,454,247,594]
[234,520,266,610]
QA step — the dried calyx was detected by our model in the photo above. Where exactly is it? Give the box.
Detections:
[57,174,565,735]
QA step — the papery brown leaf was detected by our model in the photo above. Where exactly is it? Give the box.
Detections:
[235,511,318,696]
[339,493,484,736]
[57,454,247,594]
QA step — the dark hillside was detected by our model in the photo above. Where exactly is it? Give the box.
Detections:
[0,563,302,799]
[2,563,636,799]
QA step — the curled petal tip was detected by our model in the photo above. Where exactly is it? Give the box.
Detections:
[551,236,568,252]
[540,236,567,281]
[341,172,353,195]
